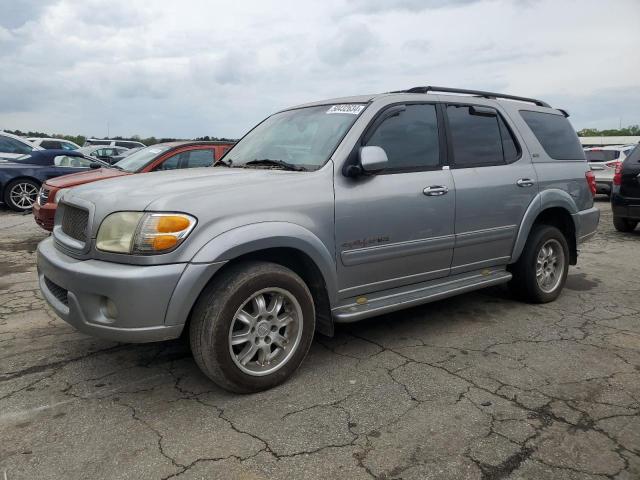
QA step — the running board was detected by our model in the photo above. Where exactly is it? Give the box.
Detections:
[332,268,512,323]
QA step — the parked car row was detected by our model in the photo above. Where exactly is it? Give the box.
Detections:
[0,131,234,213]
[33,141,233,229]
[586,144,636,196]
[0,150,108,211]
[33,86,600,393]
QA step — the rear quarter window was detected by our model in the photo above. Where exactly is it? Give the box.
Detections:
[520,110,584,160]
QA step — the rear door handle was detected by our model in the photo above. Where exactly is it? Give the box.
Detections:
[423,185,448,196]
[516,178,535,187]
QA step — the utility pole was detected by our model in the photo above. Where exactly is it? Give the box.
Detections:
[107,121,110,139]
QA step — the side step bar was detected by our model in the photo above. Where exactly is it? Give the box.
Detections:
[332,268,512,323]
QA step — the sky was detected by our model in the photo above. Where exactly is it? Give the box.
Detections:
[1,0,639,139]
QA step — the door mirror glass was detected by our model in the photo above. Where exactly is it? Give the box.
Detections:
[359,146,388,172]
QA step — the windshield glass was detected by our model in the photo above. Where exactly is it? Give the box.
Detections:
[224,104,366,170]
[114,145,171,172]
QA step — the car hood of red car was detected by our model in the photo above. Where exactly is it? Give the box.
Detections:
[45,167,130,188]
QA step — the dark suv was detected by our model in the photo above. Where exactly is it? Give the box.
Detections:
[611,144,640,232]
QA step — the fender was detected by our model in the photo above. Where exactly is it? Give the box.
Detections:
[510,189,579,263]
[190,222,338,301]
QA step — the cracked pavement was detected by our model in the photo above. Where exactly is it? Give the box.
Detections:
[1,198,639,480]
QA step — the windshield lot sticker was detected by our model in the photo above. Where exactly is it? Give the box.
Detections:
[327,104,365,115]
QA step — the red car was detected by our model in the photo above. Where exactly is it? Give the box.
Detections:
[33,141,233,231]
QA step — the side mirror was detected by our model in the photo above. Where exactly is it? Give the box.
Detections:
[89,162,102,169]
[359,146,388,173]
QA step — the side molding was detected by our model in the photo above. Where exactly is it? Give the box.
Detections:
[190,222,338,301]
[510,189,579,263]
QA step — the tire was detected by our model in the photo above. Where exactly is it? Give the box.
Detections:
[189,261,315,393]
[509,225,570,303]
[3,178,40,212]
[613,216,638,233]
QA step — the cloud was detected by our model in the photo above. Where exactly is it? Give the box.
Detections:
[0,0,638,138]
[0,0,56,29]
[347,0,482,14]
[317,23,379,65]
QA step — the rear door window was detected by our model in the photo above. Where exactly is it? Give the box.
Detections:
[520,110,584,160]
[447,105,518,167]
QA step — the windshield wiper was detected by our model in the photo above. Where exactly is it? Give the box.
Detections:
[244,158,305,171]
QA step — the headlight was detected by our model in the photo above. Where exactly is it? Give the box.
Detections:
[96,212,196,254]
[54,188,70,203]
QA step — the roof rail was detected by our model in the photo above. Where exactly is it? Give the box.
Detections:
[393,86,551,108]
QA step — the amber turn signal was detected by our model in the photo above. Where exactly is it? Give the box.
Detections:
[156,215,191,233]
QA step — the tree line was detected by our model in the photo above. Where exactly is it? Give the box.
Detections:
[3,130,237,146]
[578,125,640,137]
[4,125,640,144]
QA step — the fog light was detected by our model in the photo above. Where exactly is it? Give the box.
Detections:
[103,298,118,319]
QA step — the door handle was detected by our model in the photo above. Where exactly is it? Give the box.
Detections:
[423,185,448,196]
[516,178,535,187]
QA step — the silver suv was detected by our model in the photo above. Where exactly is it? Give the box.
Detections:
[37,86,600,392]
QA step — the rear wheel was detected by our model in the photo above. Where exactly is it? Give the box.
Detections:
[613,216,638,233]
[4,179,40,212]
[189,261,315,393]
[510,224,569,303]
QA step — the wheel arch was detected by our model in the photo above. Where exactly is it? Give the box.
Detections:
[180,223,337,337]
[511,190,579,265]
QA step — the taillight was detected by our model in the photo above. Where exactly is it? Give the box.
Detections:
[585,170,596,197]
[613,162,623,186]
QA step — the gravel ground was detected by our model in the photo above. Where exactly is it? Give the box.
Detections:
[1,198,639,480]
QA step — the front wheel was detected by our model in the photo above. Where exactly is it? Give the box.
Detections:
[189,261,315,393]
[613,216,638,233]
[4,179,40,211]
[509,225,570,303]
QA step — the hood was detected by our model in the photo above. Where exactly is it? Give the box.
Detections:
[65,167,315,213]
[46,167,128,188]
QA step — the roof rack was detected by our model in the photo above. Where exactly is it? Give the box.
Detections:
[393,86,551,108]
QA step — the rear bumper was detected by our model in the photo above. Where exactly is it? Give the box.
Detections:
[611,193,640,220]
[33,201,56,231]
[573,206,600,243]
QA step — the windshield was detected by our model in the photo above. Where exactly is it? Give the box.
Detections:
[224,104,366,171]
[114,145,171,172]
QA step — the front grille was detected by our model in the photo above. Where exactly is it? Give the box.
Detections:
[60,203,89,243]
[44,277,68,305]
[38,187,50,205]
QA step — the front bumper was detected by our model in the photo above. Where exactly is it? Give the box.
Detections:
[33,201,56,231]
[573,206,600,243]
[37,237,187,342]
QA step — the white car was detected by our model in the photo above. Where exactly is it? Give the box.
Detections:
[0,131,43,160]
[27,137,80,150]
[585,145,637,196]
